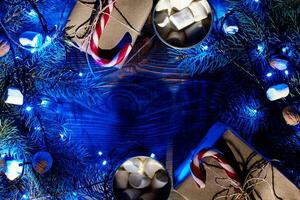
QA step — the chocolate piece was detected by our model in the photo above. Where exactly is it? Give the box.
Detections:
[282,106,300,126]
[170,8,195,30]
[189,1,208,22]
[0,36,10,57]
[167,31,186,46]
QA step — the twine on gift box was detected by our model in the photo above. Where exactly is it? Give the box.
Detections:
[71,0,154,74]
[207,159,283,200]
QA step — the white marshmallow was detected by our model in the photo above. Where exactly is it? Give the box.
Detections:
[114,170,129,189]
[269,58,288,70]
[170,8,195,30]
[143,158,163,179]
[155,0,172,15]
[170,0,193,11]
[266,84,290,101]
[189,1,208,22]
[151,169,169,189]
[4,88,24,106]
[199,0,212,13]
[128,173,151,189]
[122,158,143,174]
[155,11,170,28]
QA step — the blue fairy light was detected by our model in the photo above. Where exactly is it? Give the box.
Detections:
[102,160,107,166]
[223,25,239,35]
[5,159,23,181]
[150,153,156,158]
[21,192,29,200]
[98,151,103,156]
[25,106,33,112]
[257,43,265,54]
[246,107,258,117]
[202,45,208,50]
[40,99,49,107]
[285,70,289,76]
[254,0,259,2]
[27,9,38,19]
[282,47,289,54]
[59,134,66,141]
[79,72,83,77]
[266,72,272,77]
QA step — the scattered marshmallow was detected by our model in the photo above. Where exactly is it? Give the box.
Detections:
[269,58,289,70]
[170,8,195,30]
[266,84,290,101]
[4,87,24,106]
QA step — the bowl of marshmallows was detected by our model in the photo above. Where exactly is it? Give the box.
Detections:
[153,0,213,48]
[113,156,172,200]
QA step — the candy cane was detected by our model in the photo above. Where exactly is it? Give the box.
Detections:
[190,149,240,188]
[89,0,132,67]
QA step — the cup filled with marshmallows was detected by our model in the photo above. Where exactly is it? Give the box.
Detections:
[153,0,213,48]
[113,156,172,200]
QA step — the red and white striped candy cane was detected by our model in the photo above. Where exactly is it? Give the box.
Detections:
[190,149,240,188]
[89,0,132,68]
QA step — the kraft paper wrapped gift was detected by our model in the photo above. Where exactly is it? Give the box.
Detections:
[173,123,300,200]
[65,0,153,66]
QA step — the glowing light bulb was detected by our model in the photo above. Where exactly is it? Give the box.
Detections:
[285,70,289,76]
[5,160,23,181]
[150,153,156,158]
[266,72,272,77]
[102,160,107,166]
[25,106,33,112]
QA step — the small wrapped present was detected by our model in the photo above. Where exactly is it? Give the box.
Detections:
[65,0,153,68]
[173,123,300,200]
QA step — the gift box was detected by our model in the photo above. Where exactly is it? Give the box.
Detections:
[65,0,153,68]
[173,123,300,200]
